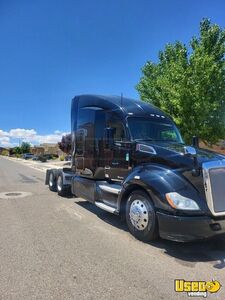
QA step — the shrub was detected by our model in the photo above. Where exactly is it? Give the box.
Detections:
[60,155,65,161]
[1,150,9,156]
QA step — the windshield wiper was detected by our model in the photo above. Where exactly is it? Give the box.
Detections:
[134,138,155,141]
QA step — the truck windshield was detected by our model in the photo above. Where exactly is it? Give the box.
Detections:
[127,117,184,143]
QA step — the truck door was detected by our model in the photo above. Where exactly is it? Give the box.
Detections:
[75,107,95,176]
[104,114,131,181]
[75,128,86,171]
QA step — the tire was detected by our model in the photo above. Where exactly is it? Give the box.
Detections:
[49,171,57,192]
[126,190,158,242]
[56,172,69,196]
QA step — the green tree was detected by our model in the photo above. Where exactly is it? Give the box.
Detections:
[13,146,22,155]
[136,18,225,145]
[20,142,31,154]
[58,134,71,154]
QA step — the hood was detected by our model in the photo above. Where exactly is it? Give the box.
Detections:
[138,141,225,170]
[135,141,225,200]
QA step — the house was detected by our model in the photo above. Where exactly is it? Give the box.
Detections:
[30,146,44,155]
[40,143,63,157]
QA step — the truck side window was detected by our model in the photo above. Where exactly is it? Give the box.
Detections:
[107,116,126,141]
[76,129,86,155]
[76,108,95,156]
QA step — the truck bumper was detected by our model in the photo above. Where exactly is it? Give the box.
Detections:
[157,212,225,242]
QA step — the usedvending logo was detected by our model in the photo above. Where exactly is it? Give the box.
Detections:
[174,279,221,298]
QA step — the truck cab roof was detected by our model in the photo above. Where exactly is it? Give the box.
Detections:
[72,94,171,121]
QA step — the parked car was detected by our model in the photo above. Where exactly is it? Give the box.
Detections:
[65,155,72,161]
[22,153,34,160]
[39,156,47,162]
[31,155,47,162]
[44,154,53,160]
[32,155,39,161]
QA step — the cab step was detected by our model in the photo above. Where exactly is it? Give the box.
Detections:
[95,201,118,214]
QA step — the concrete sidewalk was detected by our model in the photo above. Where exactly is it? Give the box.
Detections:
[1,156,71,173]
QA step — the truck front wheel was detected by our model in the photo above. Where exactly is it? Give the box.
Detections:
[126,190,158,242]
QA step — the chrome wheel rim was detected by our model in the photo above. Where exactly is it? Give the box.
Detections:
[49,173,54,187]
[129,199,149,230]
[57,176,62,191]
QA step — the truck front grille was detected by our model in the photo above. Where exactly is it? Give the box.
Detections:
[203,160,225,216]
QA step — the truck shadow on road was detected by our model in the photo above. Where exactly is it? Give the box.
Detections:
[75,200,129,232]
[150,237,225,269]
[75,200,225,269]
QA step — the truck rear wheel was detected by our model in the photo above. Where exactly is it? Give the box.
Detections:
[49,171,57,192]
[57,172,70,196]
[126,190,158,242]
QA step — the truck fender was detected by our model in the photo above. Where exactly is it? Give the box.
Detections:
[118,164,206,214]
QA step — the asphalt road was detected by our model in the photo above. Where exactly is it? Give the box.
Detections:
[0,157,225,300]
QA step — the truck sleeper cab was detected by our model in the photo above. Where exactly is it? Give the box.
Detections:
[46,95,225,242]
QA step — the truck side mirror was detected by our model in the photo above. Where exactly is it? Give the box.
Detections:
[104,127,115,149]
[184,146,197,156]
[184,146,200,176]
[192,136,199,148]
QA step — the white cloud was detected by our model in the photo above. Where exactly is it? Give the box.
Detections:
[9,128,37,138]
[0,137,12,147]
[29,133,65,144]
[0,128,69,147]
[0,137,10,142]
[0,130,8,137]
[54,130,62,135]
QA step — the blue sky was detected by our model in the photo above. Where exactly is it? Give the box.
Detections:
[0,0,225,147]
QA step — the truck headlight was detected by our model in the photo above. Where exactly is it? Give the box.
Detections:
[165,192,200,210]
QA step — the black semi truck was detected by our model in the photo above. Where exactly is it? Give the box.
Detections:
[46,94,225,242]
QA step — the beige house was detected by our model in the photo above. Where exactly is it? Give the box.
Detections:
[40,143,63,157]
[30,146,44,155]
